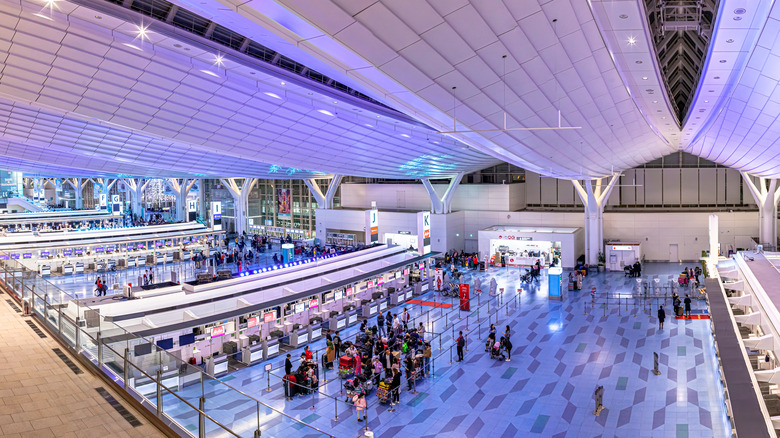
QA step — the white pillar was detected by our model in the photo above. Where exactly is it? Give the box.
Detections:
[573,176,619,266]
[167,179,196,222]
[421,172,463,214]
[303,175,342,209]
[220,178,257,235]
[742,172,780,249]
[75,178,84,209]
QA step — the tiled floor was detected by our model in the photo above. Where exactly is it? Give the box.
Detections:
[153,263,731,437]
[0,290,164,438]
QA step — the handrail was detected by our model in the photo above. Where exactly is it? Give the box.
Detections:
[0,253,334,438]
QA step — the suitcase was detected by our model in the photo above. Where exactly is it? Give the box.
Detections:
[284,374,297,397]
[676,307,683,317]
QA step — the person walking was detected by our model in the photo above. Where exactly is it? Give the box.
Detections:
[657,305,666,329]
[389,368,401,411]
[503,325,512,361]
[354,393,366,422]
[377,312,386,338]
[456,331,465,362]
[333,331,342,356]
[401,309,410,331]
[684,295,692,318]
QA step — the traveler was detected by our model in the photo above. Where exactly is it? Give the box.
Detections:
[456,331,465,362]
[377,312,386,337]
[284,354,293,375]
[504,325,512,361]
[684,295,692,318]
[658,306,666,329]
[354,393,366,422]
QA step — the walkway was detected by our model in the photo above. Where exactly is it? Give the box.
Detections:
[158,263,732,437]
[0,291,165,438]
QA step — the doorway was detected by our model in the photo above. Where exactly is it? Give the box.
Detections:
[669,244,678,263]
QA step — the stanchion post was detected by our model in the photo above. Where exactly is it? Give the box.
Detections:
[449,344,453,364]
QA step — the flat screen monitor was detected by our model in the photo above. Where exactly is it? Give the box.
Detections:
[95,247,104,253]
[106,245,115,252]
[165,241,172,246]
[133,343,152,356]
[179,333,195,346]
[0,254,8,260]
[156,241,163,248]
[127,244,135,250]
[137,244,145,250]
[63,249,72,256]
[22,253,31,259]
[10,254,19,259]
[75,248,83,255]
[156,338,173,350]
[40,251,49,258]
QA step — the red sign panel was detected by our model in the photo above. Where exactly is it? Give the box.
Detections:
[264,312,275,323]
[211,325,225,338]
[247,317,259,328]
[309,299,319,308]
[370,226,379,235]
[459,283,470,311]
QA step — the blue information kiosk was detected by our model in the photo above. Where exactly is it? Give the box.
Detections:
[547,267,563,301]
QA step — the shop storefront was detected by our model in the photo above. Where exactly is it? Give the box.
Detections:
[477,226,584,269]
[384,232,417,250]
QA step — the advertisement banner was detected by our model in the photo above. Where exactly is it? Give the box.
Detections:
[434,268,443,291]
[211,201,222,231]
[99,193,107,209]
[247,317,259,328]
[264,311,276,323]
[277,188,291,220]
[417,211,431,254]
[459,283,470,311]
[211,325,225,338]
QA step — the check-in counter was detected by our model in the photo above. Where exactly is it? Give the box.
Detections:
[156,255,165,265]
[136,256,145,267]
[415,278,432,296]
[206,354,228,377]
[390,287,410,306]
[379,299,388,313]
[127,257,136,268]
[361,302,380,318]
[75,262,84,274]
[263,339,281,360]
[40,265,51,276]
[330,313,348,331]
[289,327,310,348]
[347,309,359,327]
[241,342,264,366]
[311,325,322,341]
[63,263,73,275]
[166,253,173,263]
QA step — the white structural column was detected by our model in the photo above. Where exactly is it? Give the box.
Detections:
[45,179,59,206]
[123,178,151,216]
[220,178,257,235]
[573,175,619,266]
[303,175,342,209]
[198,179,206,220]
[421,172,464,214]
[64,178,85,209]
[166,178,196,222]
[741,172,780,248]
[90,178,117,204]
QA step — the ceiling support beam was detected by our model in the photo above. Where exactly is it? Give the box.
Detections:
[167,178,197,222]
[741,172,780,249]
[421,172,464,214]
[220,178,257,236]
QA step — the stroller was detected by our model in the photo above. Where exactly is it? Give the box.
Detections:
[338,356,355,379]
[520,269,533,283]
[489,340,506,361]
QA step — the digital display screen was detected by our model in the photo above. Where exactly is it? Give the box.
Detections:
[247,317,259,328]
[208,236,214,241]
[106,245,115,252]
[264,311,276,323]
[156,241,163,247]
[309,299,318,308]
[294,302,305,314]
[127,244,135,250]
[10,254,19,259]
[22,253,32,259]
[334,290,344,300]
[75,248,83,255]
[346,287,353,296]
[95,247,104,253]
[403,268,409,276]
[137,244,145,250]
[211,325,225,338]
[0,255,8,260]
[40,251,49,257]
[63,249,72,256]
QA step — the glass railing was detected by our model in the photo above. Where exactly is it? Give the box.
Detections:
[0,253,334,438]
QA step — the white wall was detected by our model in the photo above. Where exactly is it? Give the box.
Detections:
[340,183,523,212]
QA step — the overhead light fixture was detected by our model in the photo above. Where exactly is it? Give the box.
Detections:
[364,124,373,128]
[652,100,658,103]
[123,43,142,51]
[32,12,53,20]
[635,60,643,64]
[200,69,219,77]
[42,0,60,12]
[317,109,334,116]
[733,16,742,21]
[641,76,648,80]
[264,92,281,99]
[400,133,410,138]
[704,100,709,103]
[719,60,727,63]
[626,35,637,46]
[619,14,628,19]
[280,81,285,85]
[134,23,151,42]
[726,39,734,43]
[734,8,746,14]
[213,53,225,67]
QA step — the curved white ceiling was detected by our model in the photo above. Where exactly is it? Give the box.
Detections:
[0,0,500,179]
[191,0,679,178]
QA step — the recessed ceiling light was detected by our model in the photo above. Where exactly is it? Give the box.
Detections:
[662,116,666,119]
[733,16,742,21]
[364,124,373,128]
[657,110,661,112]
[213,53,225,67]
[714,76,720,80]
[704,100,709,103]
[333,101,338,104]
[619,14,628,19]
[264,92,281,99]
[642,76,648,80]
[95,15,102,19]
[317,109,334,116]
[280,81,285,85]
[123,43,142,51]
[726,39,734,43]
[134,23,151,41]
[719,60,727,63]
[652,100,658,103]
[735,8,746,14]
[627,35,637,46]
[173,43,182,48]
[400,134,410,138]
[33,12,53,21]
[42,0,60,12]
[635,60,643,64]
[200,69,219,77]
